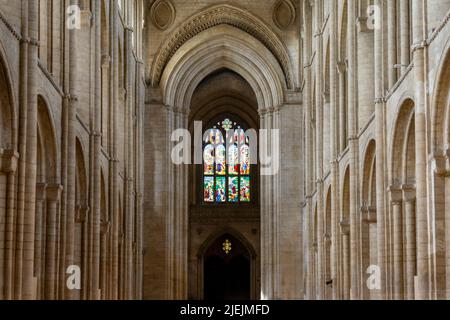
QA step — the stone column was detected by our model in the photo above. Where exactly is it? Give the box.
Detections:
[45,185,62,300]
[277,98,303,299]
[337,62,347,152]
[302,0,313,300]
[329,0,340,300]
[411,0,430,300]
[387,0,398,88]
[314,0,324,300]
[402,185,416,300]
[0,150,19,300]
[34,183,47,299]
[21,0,39,299]
[62,0,80,301]
[340,219,350,300]
[348,0,360,299]
[399,0,411,73]
[389,186,404,300]
[374,0,388,300]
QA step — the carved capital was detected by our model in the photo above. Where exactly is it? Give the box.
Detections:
[0,149,19,173]
[339,219,350,235]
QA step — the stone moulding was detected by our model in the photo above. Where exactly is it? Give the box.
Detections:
[150,0,175,31]
[273,0,296,30]
[150,4,294,89]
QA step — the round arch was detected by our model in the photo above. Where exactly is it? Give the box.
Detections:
[0,45,16,149]
[149,4,294,89]
[431,40,450,152]
[161,24,286,111]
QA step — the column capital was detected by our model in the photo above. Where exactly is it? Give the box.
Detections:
[337,60,347,73]
[76,204,90,223]
[430,152,450,177]
[101,220,111,235]
[388,185,403,202]
[339,219,350,235]
[101,54,111,68]
[0,149,19,173]
[356,16,373,33]
[36,183,48,201]
[401,184,416,202]
[46,184,63,202]
[361,205,377,224]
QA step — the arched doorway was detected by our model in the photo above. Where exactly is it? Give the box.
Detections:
[203,234,251,301]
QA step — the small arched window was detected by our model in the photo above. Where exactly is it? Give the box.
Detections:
[203,118,251,203]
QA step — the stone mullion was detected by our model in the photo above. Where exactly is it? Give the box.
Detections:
[411,0,430,300]
[374,0,388,300]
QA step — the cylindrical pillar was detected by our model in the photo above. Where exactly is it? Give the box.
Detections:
[392,200,404,300]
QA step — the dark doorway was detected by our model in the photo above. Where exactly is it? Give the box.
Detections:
[204,234,251,300]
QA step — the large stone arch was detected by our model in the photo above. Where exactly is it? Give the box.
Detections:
[35,95,61,299]
[431,40,450,153]
[430,40,450,299]
[161,24,286,111]
[145,10,303,301]
[0,44,17,301]
[361,139,377,299]
[0,48,16,150]
[389,98,417,300]
[149,4,294,89]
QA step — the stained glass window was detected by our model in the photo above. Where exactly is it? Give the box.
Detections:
[202,118,252,203]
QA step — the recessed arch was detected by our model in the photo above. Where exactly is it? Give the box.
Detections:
[150,4,294,89]
[390,99,415,185]
[161,25,285,111]
[36,95,59,183]
[431,40,450,152]
[0,46,16,149]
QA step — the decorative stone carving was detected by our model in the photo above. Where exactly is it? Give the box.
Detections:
[150,4,294,89]
[273,0,296,30]
[150,0,175,31]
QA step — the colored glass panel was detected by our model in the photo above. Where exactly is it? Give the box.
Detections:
[215,177,226,202]
[228,144,239,175]
[228,177,239,202]
[240,177,251,202]
[215,145,226,175]
[204,144,214,175]
[240,145,250,175]
[204,177,214,202]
